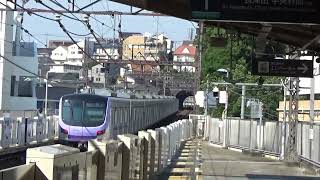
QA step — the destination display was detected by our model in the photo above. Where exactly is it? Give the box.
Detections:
[191,0,320,24]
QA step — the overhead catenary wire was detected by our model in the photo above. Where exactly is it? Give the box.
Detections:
[85,20,131,70]
[50,0,119,33]
[6,0,104,68]
[42,0,163,67]
[66,30,91,37]
[0,9,48,47]
[36,0,120,62]
[0,53,44,79]
[8,0,144,72]
[35,0,84,22]
[56,19,104,67]
[0,1,57,22]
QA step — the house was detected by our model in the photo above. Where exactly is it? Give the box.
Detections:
[50,46,68,64]
[48,40,74,49]
[278,100,320,122]
[48,64,82,74]
[66,40,85,66]
[122,33,172,74]
[38,48,54,77]
[0,4,38,112]
[88,40,121,86]
[47,39,96,82]
[122,34,146,75]
[173,43,196,72]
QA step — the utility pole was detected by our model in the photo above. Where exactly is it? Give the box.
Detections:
[163,71,166,96]
[309,54,315,158]
[280,79,288,160]
[83,37,92,89]
[285,77,299,162]
[194,21,204,112]
[44,71,48,117]
[204,79,209,118]
[259,101,263,150]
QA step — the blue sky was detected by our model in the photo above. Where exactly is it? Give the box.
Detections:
[21,1,197,47]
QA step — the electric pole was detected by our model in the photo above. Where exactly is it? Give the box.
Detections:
[84,37,89,88]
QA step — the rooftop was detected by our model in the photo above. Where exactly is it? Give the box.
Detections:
[174,44,196,57]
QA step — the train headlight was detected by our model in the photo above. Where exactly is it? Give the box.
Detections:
[97,130,105,136]
[60,127,68,134]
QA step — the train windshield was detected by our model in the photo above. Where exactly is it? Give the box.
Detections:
[62,95,107,127]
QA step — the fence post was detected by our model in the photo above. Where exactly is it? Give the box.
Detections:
[237,118,241,146]
[249,118,252,152]
[223,117,227,148]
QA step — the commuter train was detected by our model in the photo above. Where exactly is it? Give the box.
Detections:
[58,92,179,142]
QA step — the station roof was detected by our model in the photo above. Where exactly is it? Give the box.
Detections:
[111,0,320,52]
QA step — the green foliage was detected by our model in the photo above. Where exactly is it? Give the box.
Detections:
[201,27,284,119]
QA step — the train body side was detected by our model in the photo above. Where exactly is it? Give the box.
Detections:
[107,97,179,139]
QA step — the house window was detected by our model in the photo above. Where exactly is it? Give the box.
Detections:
[10,76,16,96]
[96,68,99,73]
[100,67,106,73]
[18,76,33,97]
[96,77,100,82]
[71,51,75,54]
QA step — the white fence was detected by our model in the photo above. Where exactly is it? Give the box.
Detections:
[0,115,59,149]
[207,117,320,167]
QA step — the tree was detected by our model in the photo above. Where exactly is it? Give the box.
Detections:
[201,27,284,119]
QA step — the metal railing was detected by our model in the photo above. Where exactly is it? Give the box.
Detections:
[207,117,320,167]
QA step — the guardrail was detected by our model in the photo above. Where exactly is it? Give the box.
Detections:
[0,118,196,180]
[206,116,320,169]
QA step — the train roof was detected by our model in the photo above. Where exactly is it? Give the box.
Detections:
[74,88,176,99]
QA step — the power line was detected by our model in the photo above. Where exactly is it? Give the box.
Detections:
[56,19,103,66]
[0,13,48,47]
[10,8,165,16]
[35,0,83,22]
[0,1,57,22]
[66,30,91,37]
[64,1,120,33]
[0,53,43,79]
[33,0,113,67]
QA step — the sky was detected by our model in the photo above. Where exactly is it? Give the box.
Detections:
[20,0,197,48]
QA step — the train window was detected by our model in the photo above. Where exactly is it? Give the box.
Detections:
[61,95,107,127]
[84,101,106,127]
[62,100,72,123]
[62,99,82,125]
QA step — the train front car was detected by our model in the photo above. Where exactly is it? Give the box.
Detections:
[59,94,110,142]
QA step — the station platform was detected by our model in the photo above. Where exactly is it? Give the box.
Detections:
[157,139,319,180]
